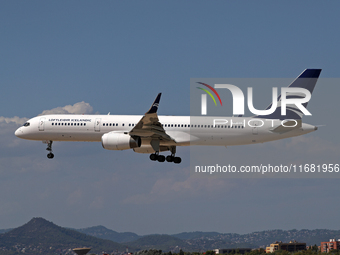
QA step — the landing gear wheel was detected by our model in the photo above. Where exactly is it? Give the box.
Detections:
[45,141,54,159]
[150,154,158,161]
[157,155,165,162]
[173,157,181,164]
[166,155,174,162]
[47,153,54,159]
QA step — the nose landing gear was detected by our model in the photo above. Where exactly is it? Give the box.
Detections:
[45,140,54,159]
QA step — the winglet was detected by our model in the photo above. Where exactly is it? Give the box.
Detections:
[146,93,162,114]
[298,69,322,79]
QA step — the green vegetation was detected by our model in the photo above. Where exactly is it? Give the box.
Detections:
[162,248,340,255]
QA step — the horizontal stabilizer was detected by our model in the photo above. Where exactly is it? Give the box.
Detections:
[270,120,301,134]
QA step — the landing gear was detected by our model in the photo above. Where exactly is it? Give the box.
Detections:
[149,146,181,164]
[46,140,54,159]
[150,153,158,161]
[149,153,165,162]
[166,155,173,162]
[47,152,54,159]
[157,155,165,162]
[165,155,181,164]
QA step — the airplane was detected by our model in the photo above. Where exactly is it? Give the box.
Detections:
[15,69,321,164]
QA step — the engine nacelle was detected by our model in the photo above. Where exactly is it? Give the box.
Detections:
[101,132,141,150]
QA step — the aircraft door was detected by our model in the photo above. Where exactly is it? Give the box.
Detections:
[95,118,101,132]
[252,121,259,135]
[39,117,45,131]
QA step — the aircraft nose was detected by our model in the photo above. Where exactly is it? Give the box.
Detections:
[15,127,23,137]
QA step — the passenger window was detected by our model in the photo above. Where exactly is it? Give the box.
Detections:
[122,124,125,126]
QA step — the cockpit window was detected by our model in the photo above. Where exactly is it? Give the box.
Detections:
[23,122,30,127]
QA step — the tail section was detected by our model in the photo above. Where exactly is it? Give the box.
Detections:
[256,69,321,120]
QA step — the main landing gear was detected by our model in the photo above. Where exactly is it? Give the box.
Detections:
[46,140,54,159]
[149,153,181,164]
[149,146,181,164]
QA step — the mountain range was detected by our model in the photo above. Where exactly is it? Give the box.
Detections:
[77,225,340,250]
[1,217,340,254]
[0,218,131,255]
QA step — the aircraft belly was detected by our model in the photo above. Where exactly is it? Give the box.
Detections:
[36,130,102,142]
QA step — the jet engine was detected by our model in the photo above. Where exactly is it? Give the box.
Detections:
[101,132,141,150]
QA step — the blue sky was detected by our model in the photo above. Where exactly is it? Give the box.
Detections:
[1,1,340,235]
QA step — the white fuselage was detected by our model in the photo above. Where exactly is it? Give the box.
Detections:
[15,114,317,150]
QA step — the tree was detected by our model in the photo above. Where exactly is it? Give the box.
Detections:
[205,251,215,255]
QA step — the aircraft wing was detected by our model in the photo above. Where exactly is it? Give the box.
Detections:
[129,93,175,142]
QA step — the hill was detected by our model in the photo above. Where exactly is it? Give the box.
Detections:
[124,234,193,252]
[172,231,221,240]
[172,229,340,250]
[0,217,134,255]
[0,229,12,234]
[77,225,140,243]
[1,218,340,253]
[73,227,340,251]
